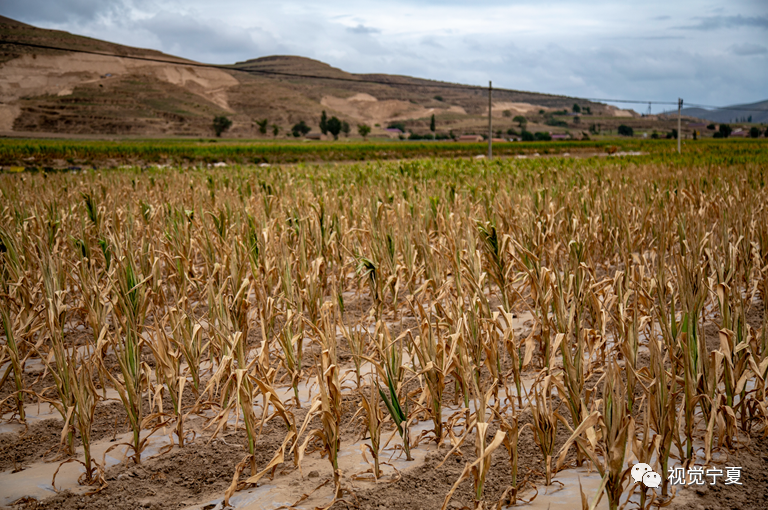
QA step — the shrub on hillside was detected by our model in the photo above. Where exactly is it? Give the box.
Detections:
[291,121,311,138]
[213,116,233,137]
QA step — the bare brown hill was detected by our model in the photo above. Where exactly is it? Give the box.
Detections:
[0,16,634,138]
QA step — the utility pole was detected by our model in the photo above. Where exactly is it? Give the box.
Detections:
[488,81,492,160]
[677,98,683,154]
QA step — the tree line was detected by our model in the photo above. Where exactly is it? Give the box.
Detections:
[211,111,377,140]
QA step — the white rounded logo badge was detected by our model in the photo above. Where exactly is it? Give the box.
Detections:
[631,463,653,484]
[631,463,661,488]
[642,471,662,488]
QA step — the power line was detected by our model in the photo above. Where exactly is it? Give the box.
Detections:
[583,97,678,106]
[1,39,767,114]
[0,40,492,91]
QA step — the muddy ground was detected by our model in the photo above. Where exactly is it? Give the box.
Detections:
[2,295,767,510]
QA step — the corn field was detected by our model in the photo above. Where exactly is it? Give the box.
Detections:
[1,147,768,509]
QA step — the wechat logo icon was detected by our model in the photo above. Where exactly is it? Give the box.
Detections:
[631,463,661,489]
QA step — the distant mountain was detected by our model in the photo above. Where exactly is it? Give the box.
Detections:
[677,100,768,124]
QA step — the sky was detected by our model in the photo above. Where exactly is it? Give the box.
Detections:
[3,0,767,113]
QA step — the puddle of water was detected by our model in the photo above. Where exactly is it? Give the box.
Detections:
[0,429,175,506]
[0,387,125,434]
[189,430,438,510]
[512,466,609,510]
[0,402,61,434]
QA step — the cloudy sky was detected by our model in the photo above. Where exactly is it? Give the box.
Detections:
[3,0,767,112]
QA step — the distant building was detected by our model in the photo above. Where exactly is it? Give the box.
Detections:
[305,133,327,140]
[731,130,747,138]
[457,135,483,142]
[385,128,403,134]
[550,133,570,140]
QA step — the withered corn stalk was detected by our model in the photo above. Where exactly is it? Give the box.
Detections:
[358,376,384,479]
[295,304,345,499]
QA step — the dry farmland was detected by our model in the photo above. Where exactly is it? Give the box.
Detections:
[1,144,768,510]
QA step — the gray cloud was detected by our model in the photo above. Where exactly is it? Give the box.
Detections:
[1,0,134,24]
[420,37,444,49]
[346,24,380,34]
[625,35,686,40]
[677,15,768,30]
[137,11,262,62]
[730,43,768,55]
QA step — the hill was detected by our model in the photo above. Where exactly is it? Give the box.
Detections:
[677,100,768,124]
[1,16,635,138]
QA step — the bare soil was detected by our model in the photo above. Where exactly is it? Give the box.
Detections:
[669,434,768,510]
[8,431,280,510]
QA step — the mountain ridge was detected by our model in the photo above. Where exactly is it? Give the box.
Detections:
[674,99,768,124]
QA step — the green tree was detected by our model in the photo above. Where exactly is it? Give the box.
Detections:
[513,115,527,128]
[256,119,268,135]
[521,130,535,141]
[327,116,342,140]
[534,131,552,141]
[320,111,328,135]
[572,103,581,113]
[617,124,634,136]
[272,124,280,137]
[341,120,350,137]
[213,116,232,137]
[718,124,732,138]
[357,124,371,140]
[749,126,760,138]
[291,120,311,138]
[430,114,436,132]
[387,121,406,132]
